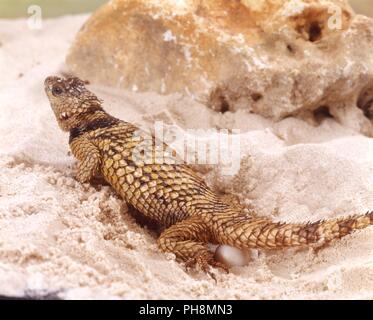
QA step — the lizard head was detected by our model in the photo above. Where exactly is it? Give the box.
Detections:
[44,76,103,131]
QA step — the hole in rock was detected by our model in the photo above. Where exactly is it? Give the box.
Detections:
[209,88,231,114]
[251,93,263,102]
[308,21,322,42]
[218,95,230,114]
[286,44,295,53]
[313,106,333,122]
[359,100,373,119]
[358,88,373,119]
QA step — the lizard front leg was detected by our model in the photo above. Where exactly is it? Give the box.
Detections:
[158,217,229,276]
[70,137,101,183]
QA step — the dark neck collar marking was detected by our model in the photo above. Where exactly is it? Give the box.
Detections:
[69,116,120,143]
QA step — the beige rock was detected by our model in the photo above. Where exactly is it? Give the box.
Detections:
[67,0,373,135]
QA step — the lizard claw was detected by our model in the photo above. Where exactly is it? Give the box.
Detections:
[210,260,230,274]
[185,252,229,281]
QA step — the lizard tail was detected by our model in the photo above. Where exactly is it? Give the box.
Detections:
[216,211,373,249]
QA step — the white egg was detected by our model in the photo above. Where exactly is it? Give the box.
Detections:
[214,245,252,267]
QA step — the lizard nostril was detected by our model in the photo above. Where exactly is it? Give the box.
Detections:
[44,76,53,85]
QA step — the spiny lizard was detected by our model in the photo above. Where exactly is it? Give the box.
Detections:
[45,76,372,275]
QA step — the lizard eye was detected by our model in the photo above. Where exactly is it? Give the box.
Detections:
[52,85,63,96]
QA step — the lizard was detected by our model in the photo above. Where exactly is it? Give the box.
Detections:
[44,75,373,275]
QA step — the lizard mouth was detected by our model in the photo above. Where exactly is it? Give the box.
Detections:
[59,112,70,121]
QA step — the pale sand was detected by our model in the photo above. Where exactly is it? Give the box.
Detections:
[0,16,372,299]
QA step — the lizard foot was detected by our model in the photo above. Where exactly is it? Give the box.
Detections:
[185,251,229,281]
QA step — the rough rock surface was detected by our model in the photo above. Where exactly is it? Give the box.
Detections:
[67,0,373,135]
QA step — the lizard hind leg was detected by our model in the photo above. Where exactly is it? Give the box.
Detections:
[157,217,229,277]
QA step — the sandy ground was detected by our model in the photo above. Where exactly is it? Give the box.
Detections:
[0,15,372,300]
